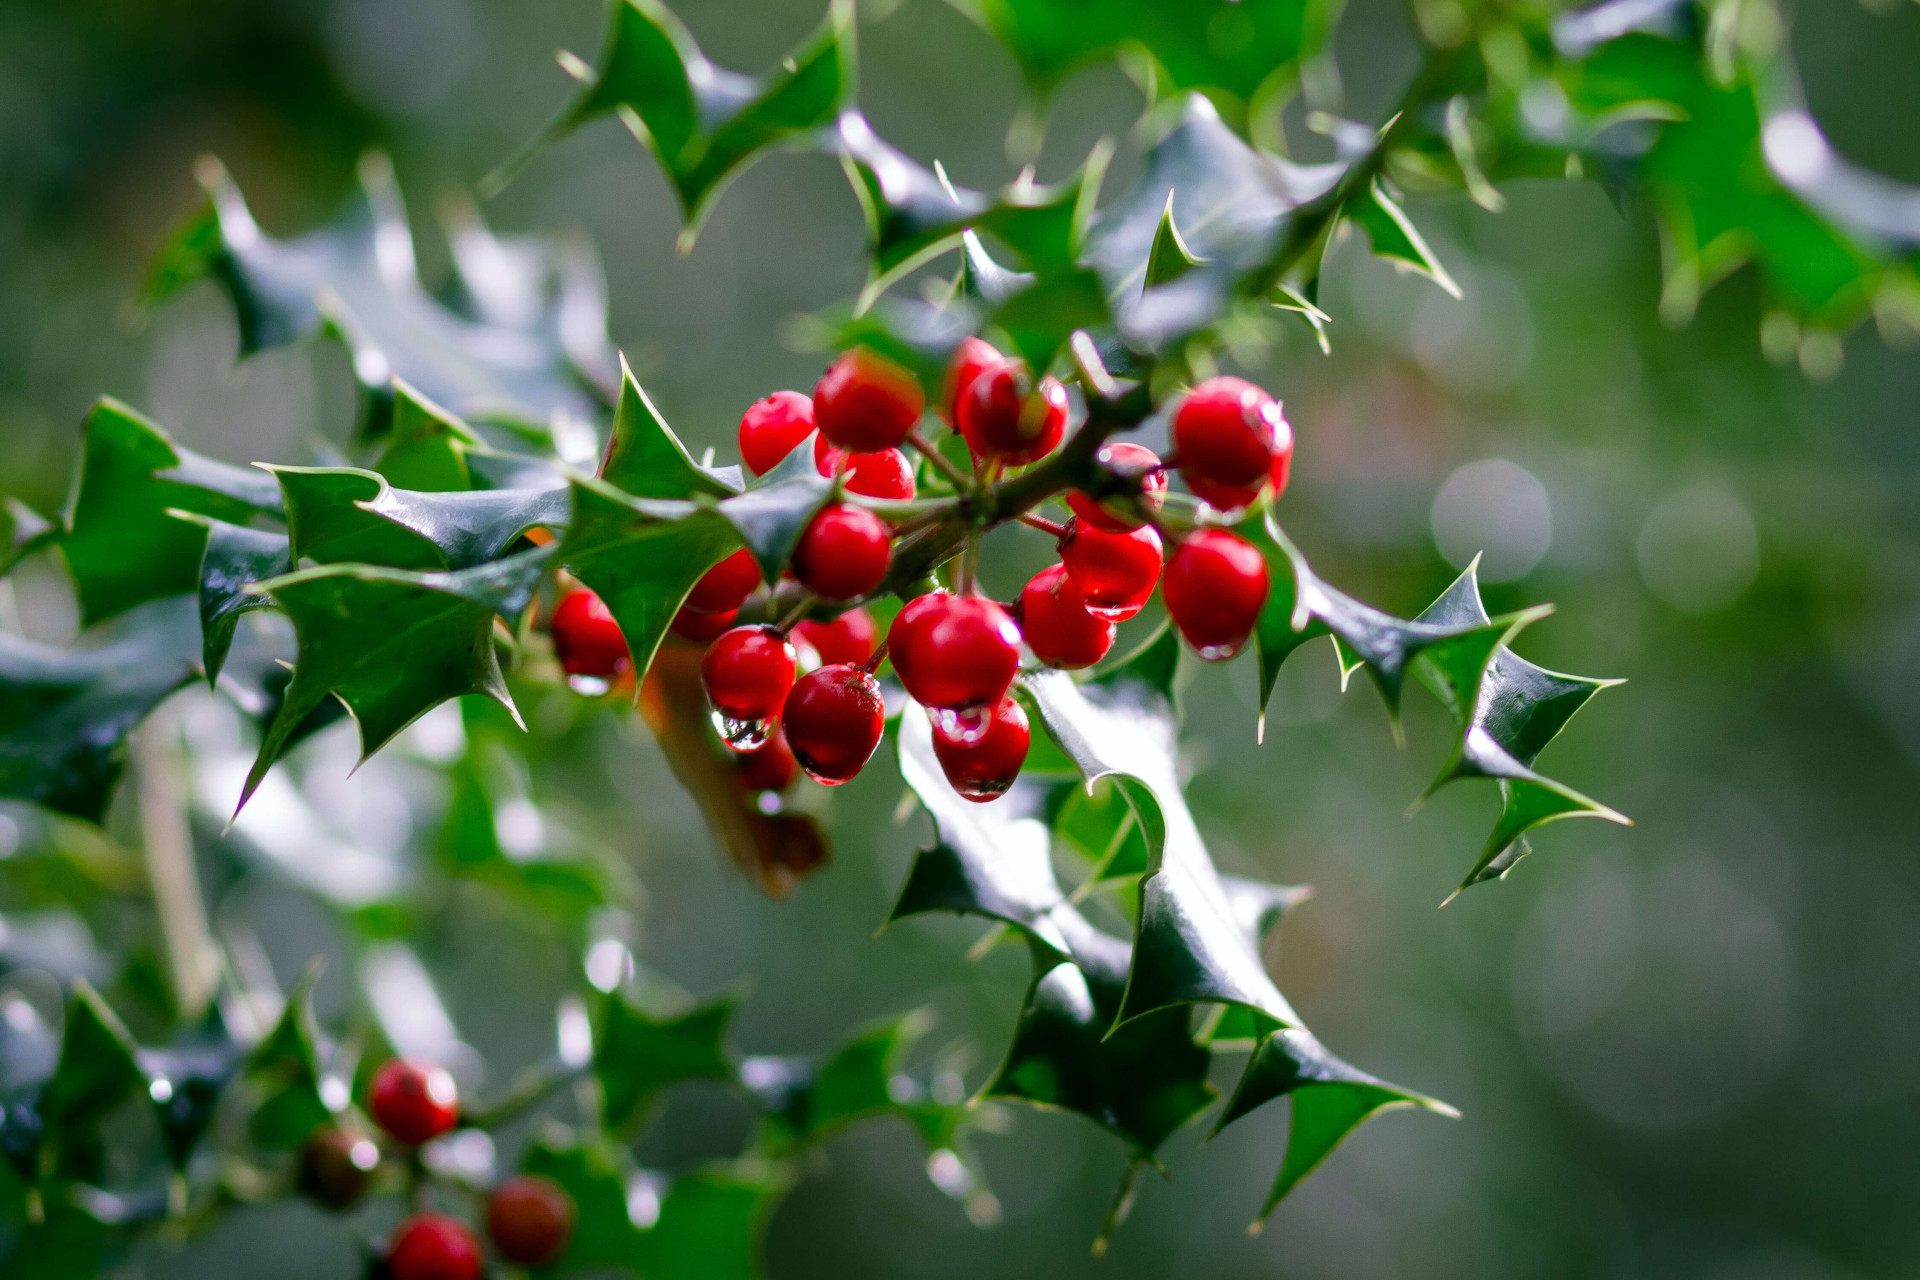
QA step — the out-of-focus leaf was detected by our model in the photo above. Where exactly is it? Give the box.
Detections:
[557,478,741,690]
[0,597,201,823]
[747,1009,967,1155]
[244,970,333,1152]
[595,989,738,1132]
[137,1011,243,1171]
[57,399,281,628]
[145,155,609,436]
[0,1188,123,1280]
[1346,177,1460,297]
[39,984,145,1171]
[2,499,55,576]
[237,547,550,813]
[1048,777,1149,883]
[503,0,855,246]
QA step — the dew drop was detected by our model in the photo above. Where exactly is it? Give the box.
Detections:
[1082,601,1142,622]
[567,674,612,696]
[712,711,774,752]
[954,776,1015,802]
[932,705,993,746]
[1195,641,1243,662]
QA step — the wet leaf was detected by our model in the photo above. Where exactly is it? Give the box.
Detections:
[598,361,743,500]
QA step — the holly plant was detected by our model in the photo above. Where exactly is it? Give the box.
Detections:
[4,0,1916,1275]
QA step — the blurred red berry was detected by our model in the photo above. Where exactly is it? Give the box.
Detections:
[368,1059,458,1146]
[1066,442,1167,532]
[487,1175,576,1268]
[738,390,815,476]
[814,348,924,452]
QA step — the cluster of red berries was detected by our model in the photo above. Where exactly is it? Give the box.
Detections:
[294,1060,577,1280]
[551,342,1292,804]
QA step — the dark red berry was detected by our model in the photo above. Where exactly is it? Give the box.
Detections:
[782,664,886,785]
[738,391,815,476]
[487,1174,576,1268]
[1162,529,1269,660]
[813,348,924,452]
[386,1213,482,1280]
[931,694,1030,802]
[887,593,1022,712]
[793,607,877,668]
[943,336,1006,425]
[685,548,762,614]
[299,1127,379,1210]
[814,438,917,499]
[956,363,1068,466]
[701,626,797,727]
[1058,519,1163,621]
[1066,442,1168,532]
[736,726,799,792]
[1172,377,1287,491]
[1019,564,1115,670]
[551,590,629,678]
[670,605,738,642]
[368,1059,458,1146]
[791,504,891,601]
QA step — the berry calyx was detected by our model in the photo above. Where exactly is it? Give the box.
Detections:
[814,438,917,499]
[943,336,1006,425]
[487,1174,576,1268]
[956,362,1068,465]
[368,1059,459,1146]
[1066,442,1168,532]
[782,664,886,785]
[735,726,799,793]
[738,390,815,476]
[701,626,797,741]
[1162,529,1270,660]
[684,548,762,614]
[299,1128,379,1210]
[385,1213,482,1280]
[793,607,877,668]
[887,593,1022,713]
[813,348,924,452]
[1019,564,1115,670]
[551,589,629,678]
[791,504,891,601]
[1058,519,1163,621]
[931,694,1030,802]
[670,605,737,642]
[1172,376,1287,490]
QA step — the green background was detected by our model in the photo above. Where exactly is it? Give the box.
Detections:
[3,0,1919,1275]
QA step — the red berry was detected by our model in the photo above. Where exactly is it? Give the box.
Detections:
[551,590,629,678]
[1172,377,1287,491]
[1183,471,1267,514]
[701,626,797,727]
[670,605,738,642]
[738,391,815,476]
[814,438,917,499]
[1162,529,1270,660]
[1066,442,1168,532]
[368,1059,459,1146]
[956,363,1068,465]
[386,1213,482,1280]
[813,348,924,452]
[735,726,799,792]
[791,504,891,601]
[793,607,877,668]
[887,593,1022,712]
[1018,564,1114,670]
[943,336,1006,425]
[1058,519,1163,621]
[931,694,1030,802]
[299,1128,379,1210]
[782,664,886,785]
[685,548,762,614]
[487,1175,576,1268]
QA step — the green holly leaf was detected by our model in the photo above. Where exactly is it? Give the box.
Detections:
[1410,562,1629,899]
[556,477,742,689]
[891,706,1216,1161]
[963,0,1341,115]
[747,1009,969,1156]
[39,983,146,1176]
[171,517,291,686]
[0,597,201,823]
[237,547,549,813]
[1023,625,1308,1035]
[1048,777,1149,883]
[244,968,333,1152]
[502,0,856,248]
[2,499,54,577]
[137,1012,243,1171]
[57,399,282,628]
[1346,176,1460,297]
[598,360,744,500]
[595,988,739,1133]
[370,380,491,492]
[145,155,610,438]
[716,438,835,582]
[268,465,569,573]
[0,1187,124,1280]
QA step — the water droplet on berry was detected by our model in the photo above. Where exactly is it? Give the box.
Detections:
[952,776,1014,801]
[712,712,774,752]
[567,674,612,697]
[931,705,994,746]
[1195,642,1243,662]
[1079,600,1137,622]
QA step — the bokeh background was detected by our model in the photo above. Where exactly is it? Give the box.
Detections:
[4,0,1920,1276]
